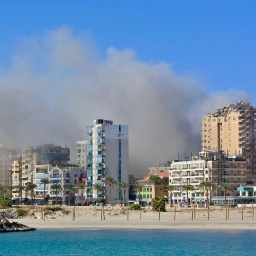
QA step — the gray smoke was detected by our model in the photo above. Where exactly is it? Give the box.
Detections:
[0,28,249,177]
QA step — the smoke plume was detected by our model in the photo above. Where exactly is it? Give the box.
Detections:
[0,28,248,176]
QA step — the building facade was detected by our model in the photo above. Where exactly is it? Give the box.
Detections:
[21,144,70,187]
[86,119,129,204]
[33,164,86,205]
[136,172,169,204]
[201,101,256,183]
[169,152,247,206]
[76,141,87,171]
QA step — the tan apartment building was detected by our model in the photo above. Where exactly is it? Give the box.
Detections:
[11,157,22,198]
[201,101,256,183]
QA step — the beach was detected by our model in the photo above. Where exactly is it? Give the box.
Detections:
[9,206,256,230]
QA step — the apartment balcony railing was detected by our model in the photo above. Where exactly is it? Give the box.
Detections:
[96,129,105,133]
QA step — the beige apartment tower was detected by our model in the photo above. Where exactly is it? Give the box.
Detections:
[201,101,256,183]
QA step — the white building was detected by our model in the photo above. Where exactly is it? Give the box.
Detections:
[87,119,129,204]
[34,164,86,205]
[170,158,209,206]
[76,141,87,171]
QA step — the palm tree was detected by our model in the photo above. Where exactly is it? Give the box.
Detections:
[77,183,86,206]
[26,183,37,204]
[119,182,130,206]
[15,185,25,205]
[148,174,165,200]
[166,185,175,207]
[4,185,13,198]
[63,184,75,206]
[93,183,103,205]
[40,179,49,205]
[200,181,212,208]
[51,184,62,205]
[182,184,194,206]
[219,182,233,206]
[133,183,143,206]
[0,185,4,198]
[105,176,117,205]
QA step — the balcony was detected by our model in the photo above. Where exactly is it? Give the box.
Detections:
[96,129,105,133]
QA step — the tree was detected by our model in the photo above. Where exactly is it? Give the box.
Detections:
[166,185,175,207]
[200,181,212,208]
[148,174,165,199]
[105,176,117,205]
[0,196,12,207]
[77,183,86,206]
[63,184,75,206]
[119,182,130,206]
[15,185,25,205]
[133,183,143,206]
[219,182,233,206]
[0,185,4,198]
[93,183,103,205]
[51,184,62,205]
[182,184,194,206]
[26,183,37,204]
[40,179,49,205]
[4,185,13,198]
[152,196,166,212]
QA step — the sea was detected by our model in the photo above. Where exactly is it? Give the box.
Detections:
[0,229,255,256]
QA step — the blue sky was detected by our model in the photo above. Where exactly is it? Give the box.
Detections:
[0,1,255,171]
[0,0,255,103]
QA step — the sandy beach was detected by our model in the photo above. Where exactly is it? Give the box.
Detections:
[8,206,256,231]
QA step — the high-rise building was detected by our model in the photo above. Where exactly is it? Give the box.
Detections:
[201,101,256,183]
[86,119,129,204]
[0,145,11,186]
[0,145,21,186]
[76,141,87,171]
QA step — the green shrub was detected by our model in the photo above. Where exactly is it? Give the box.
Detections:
[45,206,63,212]
[16,208,28,217]
[152,197,166,212]
[0,196,12,208]
[129,204,141,210]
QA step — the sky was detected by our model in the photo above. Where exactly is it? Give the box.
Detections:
[0,1,255,176]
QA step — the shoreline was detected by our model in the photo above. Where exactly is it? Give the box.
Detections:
[7,206,256,231]
[13,219,256,231]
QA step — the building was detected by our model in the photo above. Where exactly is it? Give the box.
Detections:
[86,119,129,204]
[11,156,22,198]
[33,164,86,205]
[135,172,169,204]
[0,145,21,186]
[169,157,209,206]
[76,141,87,171]
[201,101,256,183]
[169,152,247,206]
[21,144,70,187]
[0,145,11,186]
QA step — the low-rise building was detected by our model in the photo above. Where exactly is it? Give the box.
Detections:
[33,164,86,205]
[135,172,169,204]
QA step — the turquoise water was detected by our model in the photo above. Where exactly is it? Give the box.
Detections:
[0,229,255,255]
